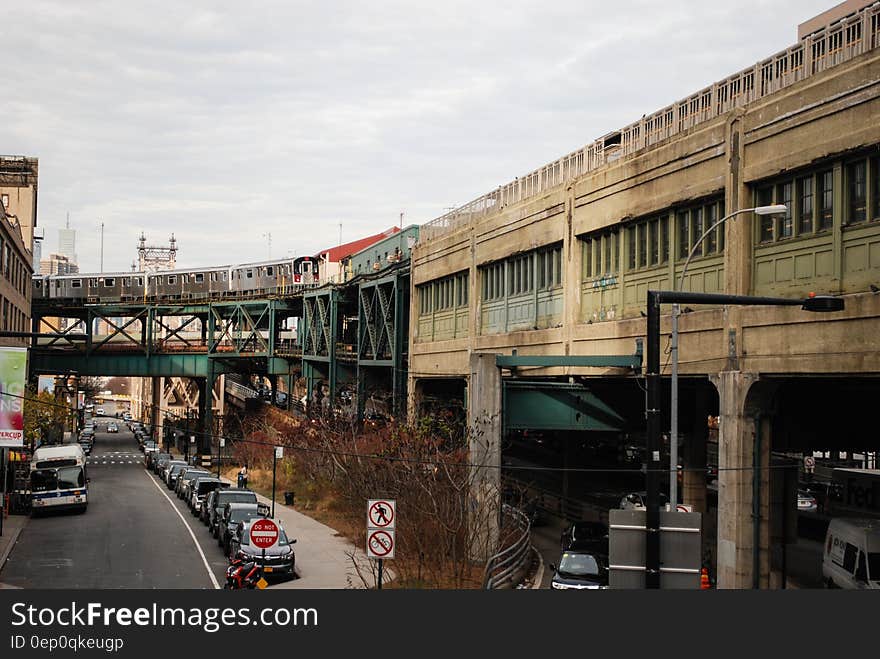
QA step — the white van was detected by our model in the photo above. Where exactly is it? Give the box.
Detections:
[822,518,880,589]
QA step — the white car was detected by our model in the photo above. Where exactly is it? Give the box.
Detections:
[107,423,118,433]
[96,408,105,416]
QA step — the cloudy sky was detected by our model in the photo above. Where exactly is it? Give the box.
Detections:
[6,0,834,273]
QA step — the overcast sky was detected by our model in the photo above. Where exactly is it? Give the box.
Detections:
[6,0,834,273]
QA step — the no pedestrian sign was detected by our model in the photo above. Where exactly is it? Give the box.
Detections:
[367,529,395,559]
[367,499,396,529]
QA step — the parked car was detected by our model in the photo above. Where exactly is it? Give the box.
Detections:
[96,408,105,416]
[230,519,296,580]
[189,476,226,516]
[218,503,267,555]
[550,550,609,590]
[149,452,171,473]
[177,468,210,500]
[166,462,189,489]
[560,521,609,553]
[797,490,819,513]
[209,489,259,536]
[107,423,118,433]
[619,491,670,511]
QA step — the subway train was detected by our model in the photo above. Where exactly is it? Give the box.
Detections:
[33,256,320,303]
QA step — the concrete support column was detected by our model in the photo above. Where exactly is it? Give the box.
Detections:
[466,353,501,562]
[682,384,709,513]
[712,370,767,589]
[150,376,161,438]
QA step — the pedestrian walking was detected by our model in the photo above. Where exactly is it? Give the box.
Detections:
[238,464,249,489]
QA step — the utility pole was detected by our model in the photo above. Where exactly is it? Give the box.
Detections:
[100,221,104,272]
[339,223,342,246]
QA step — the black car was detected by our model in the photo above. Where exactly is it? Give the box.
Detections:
[230,519,296,579]
[166,462,189,489]
[561,521,609,553]
[550,550,609,590]
[177,468,210,500]
[150,452,171,473]
[189,476,227,515]
[209,489,259,536]
[218,503,266,555]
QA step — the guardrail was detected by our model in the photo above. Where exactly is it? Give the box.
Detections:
[482,504,533,589]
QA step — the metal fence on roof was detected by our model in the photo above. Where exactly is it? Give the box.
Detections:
[420,3,880,243]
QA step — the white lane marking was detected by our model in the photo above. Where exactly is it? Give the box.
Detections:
[146,471,220,590]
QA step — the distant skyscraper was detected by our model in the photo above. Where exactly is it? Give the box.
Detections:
[32,227,44,270]
[58,213,77,266]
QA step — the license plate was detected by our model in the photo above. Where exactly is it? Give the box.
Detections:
[263,567,273,573]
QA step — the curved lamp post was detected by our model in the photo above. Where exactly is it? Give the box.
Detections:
[668,205,787,509]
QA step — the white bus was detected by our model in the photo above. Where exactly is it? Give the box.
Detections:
[30,444,89,513]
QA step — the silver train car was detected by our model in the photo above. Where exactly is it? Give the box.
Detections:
[34,255,321,304]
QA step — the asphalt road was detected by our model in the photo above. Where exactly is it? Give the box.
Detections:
[1,420,224,589]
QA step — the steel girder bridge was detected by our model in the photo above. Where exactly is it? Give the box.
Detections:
[31,298,302,450]
[301,264,410,419]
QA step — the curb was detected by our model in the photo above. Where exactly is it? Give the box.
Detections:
[530,546,544,589]
[0,521,25,576]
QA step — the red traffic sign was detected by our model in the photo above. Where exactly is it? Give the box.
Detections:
[367,529,395,559]
[367,499,395,529]
[249,518,280,549]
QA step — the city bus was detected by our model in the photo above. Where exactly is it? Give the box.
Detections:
[30,444,89,513]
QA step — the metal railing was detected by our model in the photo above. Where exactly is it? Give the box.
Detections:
[421,3,880,243]
[482,504,533,589]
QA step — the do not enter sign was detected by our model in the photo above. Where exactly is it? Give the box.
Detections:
[250,518,280,549]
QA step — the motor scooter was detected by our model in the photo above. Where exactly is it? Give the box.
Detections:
[225,558,260,589]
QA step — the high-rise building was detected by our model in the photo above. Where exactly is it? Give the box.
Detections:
[58,213,77,265]
[40,253,79,275]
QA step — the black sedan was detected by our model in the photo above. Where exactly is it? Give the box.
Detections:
[550,551,609,590]
[229,519,297,581]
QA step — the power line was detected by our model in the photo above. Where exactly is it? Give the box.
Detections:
[3,391,837,476]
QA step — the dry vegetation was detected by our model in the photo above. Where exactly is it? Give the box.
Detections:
[228,408,500,588]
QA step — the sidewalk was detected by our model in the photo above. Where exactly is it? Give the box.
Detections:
[217,474,372,589]
[0,514,28,588]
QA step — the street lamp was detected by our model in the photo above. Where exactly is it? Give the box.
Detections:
[668,205,787,509]
[646,288,843,588]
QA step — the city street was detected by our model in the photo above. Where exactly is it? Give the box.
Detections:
[0,420,225,589]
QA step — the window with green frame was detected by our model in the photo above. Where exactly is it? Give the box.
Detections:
[537,244,563,290]
[418,271,469,315]
[481,262,505,301]
[844,153,880,226]
[755,163,845,244]
[582,232,618,279]
[674,198,725,261]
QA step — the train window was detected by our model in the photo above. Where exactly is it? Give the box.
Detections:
[210,272,217,282]
[222,272,227,280]
[168,276,176,285]
[71,280,82,288]
[34,280,41,288]
[246,270,253,279]
[123,278,131,287]
[136,277,143,286]
[195,273,204,283]
[89,279,97,287]
[266,266,274,277]
[302,261,311,273]
[182,274,189,283]
[103,278,115,287]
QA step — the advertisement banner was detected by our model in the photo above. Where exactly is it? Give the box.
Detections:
[0,346,27,447]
